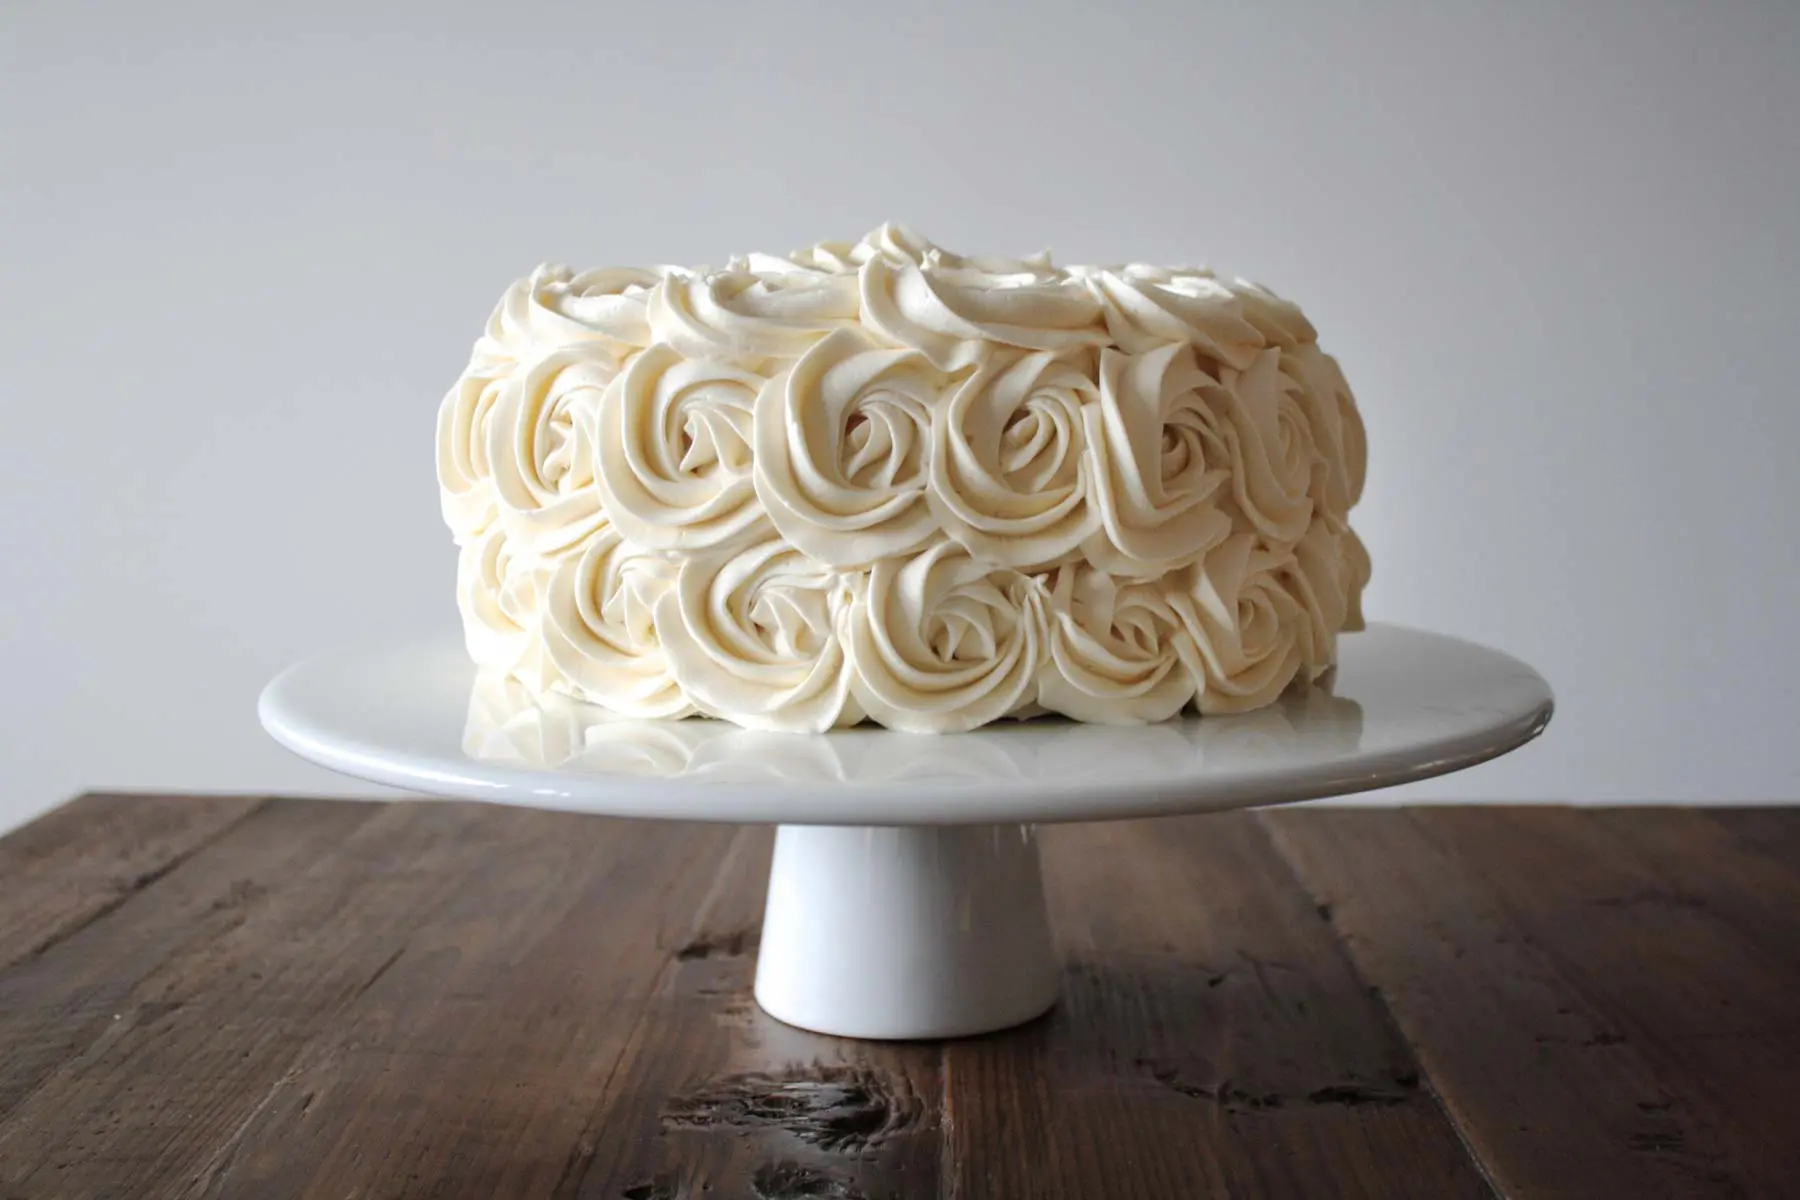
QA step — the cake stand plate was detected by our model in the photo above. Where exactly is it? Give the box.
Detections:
[259,623,1551,1039]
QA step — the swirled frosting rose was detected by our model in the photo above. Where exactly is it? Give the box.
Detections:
[487,346,615,556]
[753,328,945,567]
[473,264,664,367]
[438,225,1371,733]
[846,540,1047,733]
[928,348,1100,570]
[594,344,768,551]
[540,528,692,718]
[655,537,861,732]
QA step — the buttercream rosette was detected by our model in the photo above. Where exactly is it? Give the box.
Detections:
[438,225,1370,732]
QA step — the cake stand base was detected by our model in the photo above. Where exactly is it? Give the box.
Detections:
[753,823,1059,1039]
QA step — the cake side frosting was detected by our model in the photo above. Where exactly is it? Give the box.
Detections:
[437,224,1370,733]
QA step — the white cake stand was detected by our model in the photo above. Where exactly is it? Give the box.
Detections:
[259,623,1551,1040]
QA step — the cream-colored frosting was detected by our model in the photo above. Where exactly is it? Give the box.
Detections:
[487,346,615,557]
[540,527,693,718]
[1217,348,1316,546]
[646,268,859,366]
[1169,534,1309,714]
[437,225,1371,733]
[475,264,663,367]
[846,540,1047,733]
[1075,264,1264,368]
[753,328,945,567]
[656,537,861,732]
[859,255,1107,371]
[456,524,557,692]
[1282,343,1367,515]
[593,344,768,551]
[1039,564,1194,724]
[927,348,1100,570]
[436,366,507,543]
[1083,342,1233,577]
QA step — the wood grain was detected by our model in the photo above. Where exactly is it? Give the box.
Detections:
[1263,806,1762,1198]
[0,798,377,1124]
[1589,806,1800,972]
[1409,807,1800,1197]
[184,813,739,1199]
[566,827,946,1200]
[942,813,1490,1200]
[1709,806,1800,872]
[0,800,576,1196]
[0,797,1796,1199]
[0,792,265,972]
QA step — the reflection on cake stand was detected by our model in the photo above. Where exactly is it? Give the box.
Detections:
[259,623,1551,1039]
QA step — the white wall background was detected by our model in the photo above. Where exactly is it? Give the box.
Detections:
[2,1,1797,830]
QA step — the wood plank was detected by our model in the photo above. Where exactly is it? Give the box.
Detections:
[565,827,946,1200]
[1589,807,1800,974]
[0,798,378,1123]
[1264,806,1761,1198]
[0,792,265,971]
[942,813,1489,1200]
[3,798,1794,1196]
[1707,807,1800,872]
[1405,806,1800,1196]
[180,813,739,1200]
[0,799,601,1197]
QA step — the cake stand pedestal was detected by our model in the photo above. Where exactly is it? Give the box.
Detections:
[259,623,1552,1040]
[757,824,1056,1038]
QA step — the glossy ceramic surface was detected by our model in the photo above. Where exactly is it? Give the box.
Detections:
[259,624,1553,827]
[755,823,1060,1039]
[258,623,1550,1039]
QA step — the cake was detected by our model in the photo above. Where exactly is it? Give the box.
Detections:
[436,224,1369,734]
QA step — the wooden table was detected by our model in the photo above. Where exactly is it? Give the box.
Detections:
[0,796,1795,1198]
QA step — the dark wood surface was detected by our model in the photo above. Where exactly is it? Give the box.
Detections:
[0,797,1795,1199]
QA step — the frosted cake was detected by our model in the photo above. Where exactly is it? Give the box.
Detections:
[437,224,1368,733]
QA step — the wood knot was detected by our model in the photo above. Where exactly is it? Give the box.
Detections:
[1141,1060,1420,1111]
[663,1064,919,1153]
[1303,1082,1413,1107]
[1628,1129,1686,1153]
[1141,1063,1283,1111]
[620,1180,676,1200]
[676,928,760,961]
[751,1160,866,1199]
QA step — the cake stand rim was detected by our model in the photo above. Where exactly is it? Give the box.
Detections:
[257,622,1553,826]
